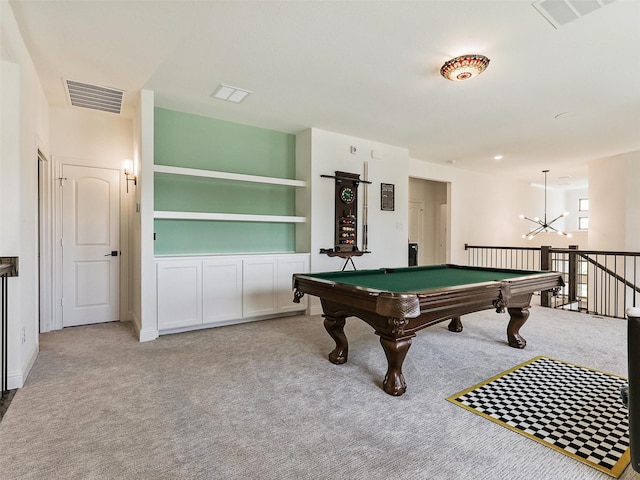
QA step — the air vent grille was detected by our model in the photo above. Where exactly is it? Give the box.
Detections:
[532,0,615,29]
[64,79,124,114]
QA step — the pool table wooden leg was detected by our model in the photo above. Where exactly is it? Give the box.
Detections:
[448,316,463,332]
[379,335,413,396]
[323,314,348,364]
[506,306,529,349]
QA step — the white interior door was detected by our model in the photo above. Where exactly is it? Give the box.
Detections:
[62,165,120,327]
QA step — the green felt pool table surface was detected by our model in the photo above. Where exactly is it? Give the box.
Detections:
[302,264,546,293]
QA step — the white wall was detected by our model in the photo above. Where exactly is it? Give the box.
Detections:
[49,106,134,330]
[626,156,640,252]
[1,0,50,388]
[589,152,640,252]
[407,159,577,263]
[297,128,409,315]
[137,89,157,342]
[299,128,409,273]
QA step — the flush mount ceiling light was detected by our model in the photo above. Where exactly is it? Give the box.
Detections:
[211,84,252,103]
[520,170,572,240]
[440,54,490,81]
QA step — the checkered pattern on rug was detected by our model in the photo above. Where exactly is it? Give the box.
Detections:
[451,357,629,474]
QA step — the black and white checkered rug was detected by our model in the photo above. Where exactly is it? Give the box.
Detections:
[448,356,630,477]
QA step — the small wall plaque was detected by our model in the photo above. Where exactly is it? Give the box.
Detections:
[381,183,395,211]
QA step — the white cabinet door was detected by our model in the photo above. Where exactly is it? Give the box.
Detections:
[157,260,202,330]
[203,258,243,324]
[243,257,277,317]
[277,256,309,313]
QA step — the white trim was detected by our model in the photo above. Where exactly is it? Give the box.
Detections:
[7,343,38,389]
[38,148,54,333]
[52,156,64,330]
[131,310,158,342]
[154,165,306,188]
[158,311,304,336]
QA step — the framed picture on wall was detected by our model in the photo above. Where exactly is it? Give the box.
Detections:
[381,183,394,211]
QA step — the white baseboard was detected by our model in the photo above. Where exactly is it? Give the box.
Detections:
[138,328,159,342]
[131,312,158,342]
[158,310,306,336]
[7,342,38,389]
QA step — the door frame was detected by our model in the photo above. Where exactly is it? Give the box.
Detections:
[38,149,53,333]
[50,159,126,330]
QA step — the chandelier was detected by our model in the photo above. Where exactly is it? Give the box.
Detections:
[440,54,490,81]
[520,170,572,240]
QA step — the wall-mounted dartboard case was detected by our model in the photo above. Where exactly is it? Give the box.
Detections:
[332,171,361,252]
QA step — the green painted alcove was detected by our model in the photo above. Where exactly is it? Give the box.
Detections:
[154,107,295,177]
[154,220,296,255]
[154,108,298,255]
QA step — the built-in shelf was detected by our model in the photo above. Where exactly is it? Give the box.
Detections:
[154,165,306,188]
[154,211,306,223]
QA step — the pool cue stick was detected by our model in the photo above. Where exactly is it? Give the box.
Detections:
[362,161,369,251]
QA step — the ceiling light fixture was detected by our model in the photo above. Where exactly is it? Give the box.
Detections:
[440,54,490,81]
[520,170,571,240]
[211,84,252,103]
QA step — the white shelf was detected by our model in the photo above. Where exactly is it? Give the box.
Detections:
[154,211,306,223]
[154,165,306,188]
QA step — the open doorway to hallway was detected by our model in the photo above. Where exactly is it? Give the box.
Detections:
[408,177,450,265]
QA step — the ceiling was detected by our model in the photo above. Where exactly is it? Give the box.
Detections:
[8,0,640,189]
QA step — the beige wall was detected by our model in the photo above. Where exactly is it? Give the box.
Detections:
[48,106,134,330]
[589,152,640,252]
[406,158,592,261]
[408,177,447,265]
[1,0,50,388]
[49,107,133,169]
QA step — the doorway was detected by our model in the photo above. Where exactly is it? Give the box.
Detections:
[60,164,120,327]
[408,177,449,265]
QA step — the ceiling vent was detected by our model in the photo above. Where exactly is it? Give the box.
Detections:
[532,0,616,28]
[211,84,252,103]
[64,79,124,114]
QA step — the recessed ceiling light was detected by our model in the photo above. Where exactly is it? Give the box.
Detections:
[211,84,252,103]
[493,155,503,160]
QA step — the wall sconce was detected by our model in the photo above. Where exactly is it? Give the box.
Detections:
[122,159,137,193]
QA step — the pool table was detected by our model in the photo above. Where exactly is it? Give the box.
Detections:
[292,264,564,396]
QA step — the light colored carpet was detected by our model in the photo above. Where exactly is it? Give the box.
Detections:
[0,303,637,480]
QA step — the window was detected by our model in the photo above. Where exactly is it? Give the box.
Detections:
[578,198,589,211]
[578,217,589,230]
